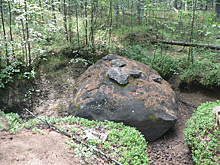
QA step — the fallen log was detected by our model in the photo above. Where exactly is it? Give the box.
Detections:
[150,40,220,50]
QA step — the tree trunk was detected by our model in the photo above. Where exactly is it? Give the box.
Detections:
[75,0,80,48]
[189,0,197,64]
[21,19,27,62]
[63,0,68,41]
[174,0,178,9]
[137,0,144,25]
[51,0,56,25]
[109,0,112,45]
[39,0,44,23]
[216,0,220,17]
[85,0,88,46]
[68,0,72,43]
[25,1,31,66]
[8,0,15,58]
[90,0,95,53]
[114,2,119,28]
[1,0,9,66]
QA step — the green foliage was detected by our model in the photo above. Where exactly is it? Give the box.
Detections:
[120,44,178,78]
[0,60,36,88]
[0,111,151,164]
[69,58,88,66]
[179,56,220,87]
[1,0,220,90]
[116,43,219,88]
[185,100,220,164]
[1,111,23,133]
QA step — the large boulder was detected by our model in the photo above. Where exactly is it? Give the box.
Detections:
[68,54,178,141]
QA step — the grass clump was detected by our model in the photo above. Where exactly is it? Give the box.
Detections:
[184,100,220,165]
[0,111,151,164]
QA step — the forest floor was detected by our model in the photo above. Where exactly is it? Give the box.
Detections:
[0,61,219,165]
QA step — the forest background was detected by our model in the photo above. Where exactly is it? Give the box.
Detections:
[0,0,220,90]
[0,1,220,164]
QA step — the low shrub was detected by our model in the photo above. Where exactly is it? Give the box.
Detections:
[185,100,220,164]
[0,111,151,164]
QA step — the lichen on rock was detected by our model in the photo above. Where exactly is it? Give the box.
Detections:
[68,54,178,141]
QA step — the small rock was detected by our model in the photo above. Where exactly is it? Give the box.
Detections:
[150,74,163,84]
[111,59,126,67]
[129,70,142,78]
[107,67,129,85]
[102,54,119,61]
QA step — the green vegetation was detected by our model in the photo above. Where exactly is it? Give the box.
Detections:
[120,44,220,87]
[1,1,220,163]
[0,0,219,90]
[0,111,150,164]
[185,100,220,164]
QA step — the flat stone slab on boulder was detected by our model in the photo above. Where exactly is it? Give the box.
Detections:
[68,54,178,141]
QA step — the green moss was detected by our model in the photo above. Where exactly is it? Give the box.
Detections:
[128,78,138,86]
[112,99,117,103]
[115,83,128,88]
[149,113,158,122]
[73,86,77,95]
[76,101,82,108]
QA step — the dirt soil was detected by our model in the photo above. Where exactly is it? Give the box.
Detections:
[0,61,219,165]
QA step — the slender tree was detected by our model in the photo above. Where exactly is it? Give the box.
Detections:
[216,0,220,17]
[68,0,72,43]
[109,0,113,45]
[51,0,56,25]
[75,0,80,48]
[85,0,88,46]
[25,0,31,65]
[8,0,15,58]
[63,0,68,41]
[17,0,28,62]
[130,0,134,35]
[1,0,9,66]
[90,0,95,55]
[38,0,44,23]
[189,0,197,64]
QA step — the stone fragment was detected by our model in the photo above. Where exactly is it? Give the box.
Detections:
[150,74,163,84]
[129,69,142,78]
[111,59,127,67]
[107,67,129,85]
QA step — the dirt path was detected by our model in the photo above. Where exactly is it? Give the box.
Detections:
[1,61,219,164]
[147,81,220,164]
[0,129,83,165]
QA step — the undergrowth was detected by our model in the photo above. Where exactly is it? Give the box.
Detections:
[184,100,220,165]
[114,43,220,88]
[0,111,150,165]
